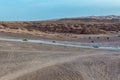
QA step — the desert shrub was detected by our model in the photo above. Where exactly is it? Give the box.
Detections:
[89,37,91,39]
[97,37,100,39]
[117,35,120,37]
[23,38,28,41]
[106,37,110,40]
[52,41,56,43]
[91,41,94,43]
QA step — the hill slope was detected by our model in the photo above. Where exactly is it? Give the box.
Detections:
[0,16,120,35]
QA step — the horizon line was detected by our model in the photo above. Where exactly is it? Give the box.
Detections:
[0,15,120,22]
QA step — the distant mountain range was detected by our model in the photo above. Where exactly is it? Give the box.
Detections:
[87,15,120,19]
[58,15,120,21]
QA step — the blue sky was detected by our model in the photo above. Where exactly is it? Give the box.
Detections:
[0,0,120,21]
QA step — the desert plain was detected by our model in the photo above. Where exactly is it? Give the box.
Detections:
[0,16,120,80]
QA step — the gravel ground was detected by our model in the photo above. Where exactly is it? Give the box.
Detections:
[0,39,120,80]
[0,32,120,80]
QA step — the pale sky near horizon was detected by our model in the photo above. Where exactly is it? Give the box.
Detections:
[0,0,120,21]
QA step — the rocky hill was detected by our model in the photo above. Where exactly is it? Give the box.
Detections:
[0,15,120,34]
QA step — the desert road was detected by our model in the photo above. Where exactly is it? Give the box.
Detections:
[0,37,120,50]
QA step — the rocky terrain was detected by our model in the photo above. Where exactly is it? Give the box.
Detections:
[0,15,120,35]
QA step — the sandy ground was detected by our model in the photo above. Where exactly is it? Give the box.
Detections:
[0,33,120,80]
[0,32,120,80]
[0,32,120,47]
